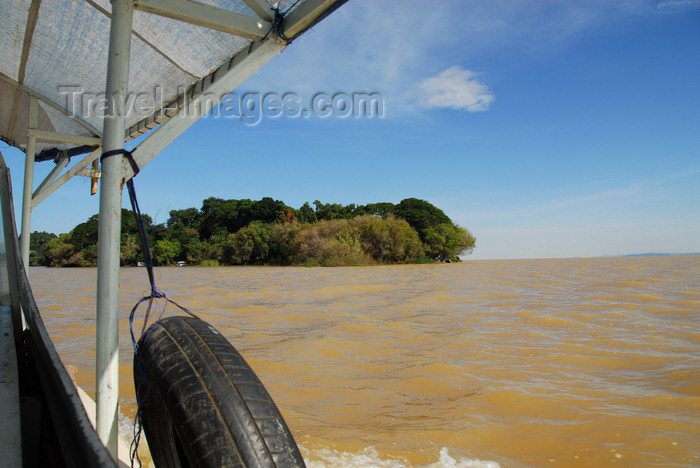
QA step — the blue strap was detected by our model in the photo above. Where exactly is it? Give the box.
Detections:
[126,178,157,295]
[121,153,200,340]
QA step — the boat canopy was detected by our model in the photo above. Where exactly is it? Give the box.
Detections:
[1,0,343,156]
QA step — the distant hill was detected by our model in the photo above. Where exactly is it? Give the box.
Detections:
[622,252,700,257]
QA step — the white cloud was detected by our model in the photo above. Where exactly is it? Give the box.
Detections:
[657,0,700,9]
[413,66,494,112]
[247,0,695,117]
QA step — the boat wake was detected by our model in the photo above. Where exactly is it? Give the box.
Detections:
[302,446,500,468]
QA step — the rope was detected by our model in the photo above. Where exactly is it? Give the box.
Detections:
[101,149,200,467]
[263,0,302,44]
[273,6,291,42]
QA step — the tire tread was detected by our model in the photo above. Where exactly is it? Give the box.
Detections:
[135,316,305,468]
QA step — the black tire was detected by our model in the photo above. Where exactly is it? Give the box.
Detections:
[134,316,306,468]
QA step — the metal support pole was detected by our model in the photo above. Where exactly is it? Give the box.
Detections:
[19,97,38,270]
[33,153,70,197]
[96,0,133,458]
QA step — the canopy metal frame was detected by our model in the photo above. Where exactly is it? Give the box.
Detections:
[3,0,348,460]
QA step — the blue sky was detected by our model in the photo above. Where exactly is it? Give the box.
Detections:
[2,0,699,260]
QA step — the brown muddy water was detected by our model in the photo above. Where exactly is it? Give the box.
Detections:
[29,255,700,467]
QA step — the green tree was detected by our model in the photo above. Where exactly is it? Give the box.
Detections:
[207,233,227,262]
[121,208,154,248]
[394,198,451,241]
[200,197,254,238]
[81,243,98,267]
[314,200,355,220]
[297,202,317,223]
[29,231,57,266]
[268,223,297,264]
[314,219,370,266]
[167,207,201,231]
[422,223,476,262]
[70,215,99,252]
[69,209,153,263]
[354,215,423,263]
[356,215,392,262]
[120,234,140,266]
[250,197,292,224]
[360,202,395,218]
[221,221,272,264]
[153,239,181,265]
[200,197,230,238]
[184,239,216,265]
[383,215,424,262]
[44,234,83,267]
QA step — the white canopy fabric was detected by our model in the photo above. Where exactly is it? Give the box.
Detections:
[1,0,344,158]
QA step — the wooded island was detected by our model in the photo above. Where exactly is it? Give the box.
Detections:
[30,197,475,267]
